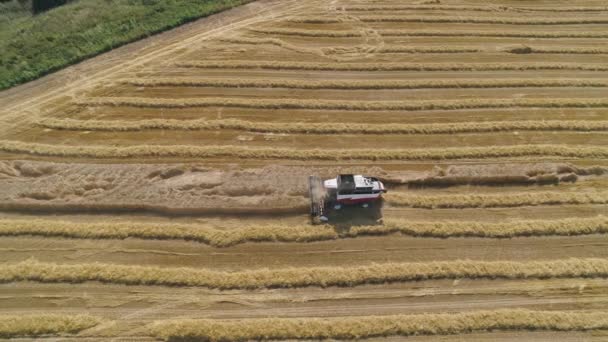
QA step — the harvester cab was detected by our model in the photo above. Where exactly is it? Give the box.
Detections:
[309,174,386,225]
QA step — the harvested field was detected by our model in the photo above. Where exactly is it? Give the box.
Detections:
[0,0,607,340]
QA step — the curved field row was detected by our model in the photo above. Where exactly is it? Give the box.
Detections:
[39,118,608,134]
[2,258,608,289]
[1,141,606,160]
[288,16,608,25]
[149,309,608,341]
[122,78,608,90]
[0,216,605,247]
[342,5,608,12]
[0,314,101,339]
[176,60,608,72]
[386,191,608,209]
[78,96,608,111]
[250,27,608,38]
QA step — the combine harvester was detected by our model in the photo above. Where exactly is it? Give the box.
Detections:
[309,174,387,224]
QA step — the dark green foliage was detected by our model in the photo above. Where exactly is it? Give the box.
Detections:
[32,0,69,14]
[0,0,252,90]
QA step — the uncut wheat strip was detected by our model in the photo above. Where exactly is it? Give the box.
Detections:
[175,60,608,72]
[1,141,606,160]
[288,16,608,25]
[249,27,608,38]
[0,314,102,339]
[385,191,608,209]
[3,258,608,289]
[220,38,482,53]
[0,216,606,247]
[343,5,608,12]
[149,309,608,341]
[122,78,608,90]
[38,118,608,134]
[77,97,608,111]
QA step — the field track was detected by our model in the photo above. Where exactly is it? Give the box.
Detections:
[0,0,607,340]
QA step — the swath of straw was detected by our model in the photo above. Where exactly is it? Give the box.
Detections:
[249,27,608,38]
[342,5,608,12]
[2,258,608,289]
[1,141,607,160]
[121,78,608,89]
[0,314,102,339]
[219,37,482,53]
[174,61,608,72]
[287,16,608,25]
[148,309,608,341]
[0,216,605,247]
[38,118,608,134]
[385,190,608,209]
[76,97,608,111]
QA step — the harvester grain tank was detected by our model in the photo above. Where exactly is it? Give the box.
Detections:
[309,174,386,224]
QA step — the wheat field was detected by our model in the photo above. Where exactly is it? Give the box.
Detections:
[0,0,607,340]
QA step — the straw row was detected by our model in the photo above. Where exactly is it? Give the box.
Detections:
[2,258,608,289]
[250,27,608,38]
[78,96,608,111]
[1,141,606,160]
[288,16,608,25]
[0,314,101,338]
[38,118,608,134]
[122,78,608,90]
[385,191,608,209]
[148,309,608,341]
[505,46,608,54]
[342,5,608,12]
[175,60,608,71]
[0,216,605,246]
